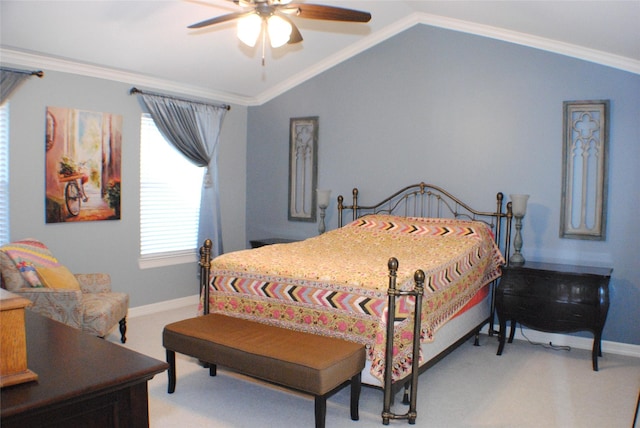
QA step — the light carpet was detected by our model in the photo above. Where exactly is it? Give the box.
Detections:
[107,305,640,428]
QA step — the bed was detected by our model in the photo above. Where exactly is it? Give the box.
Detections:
[198,182,513,420]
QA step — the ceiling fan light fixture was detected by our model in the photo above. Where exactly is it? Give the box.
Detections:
[267,15,292,48]
[237,14,262,47]
[190,2,371,61]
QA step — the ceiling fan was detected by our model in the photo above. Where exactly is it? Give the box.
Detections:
[188,0,372,50]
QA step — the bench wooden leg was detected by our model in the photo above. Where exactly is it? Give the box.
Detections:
[166,349,176,393]
[314,395,326,428]
[350,373,361,421]
[198,360,217,376]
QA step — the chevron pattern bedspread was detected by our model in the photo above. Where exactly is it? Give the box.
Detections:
[205,214,504,382]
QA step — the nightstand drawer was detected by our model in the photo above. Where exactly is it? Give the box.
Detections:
[497,295,594,332]
[552,302,597,330]
[500,270,603,304]
[498,295,546,319]
[499,269,557,296]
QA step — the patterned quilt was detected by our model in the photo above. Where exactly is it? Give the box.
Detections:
[204,214,505,383]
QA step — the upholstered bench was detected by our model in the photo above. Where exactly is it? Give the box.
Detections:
[163,313,366,428]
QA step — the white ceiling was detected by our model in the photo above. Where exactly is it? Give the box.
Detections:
[1,1,639,106]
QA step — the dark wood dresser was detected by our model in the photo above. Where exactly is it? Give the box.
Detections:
[1,311,168,428]
[495,261,612,371]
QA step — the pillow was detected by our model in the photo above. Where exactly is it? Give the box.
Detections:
[0,251,31,290]
[18,262,44,288]
[36,266,81,290]
[0,239,60,288]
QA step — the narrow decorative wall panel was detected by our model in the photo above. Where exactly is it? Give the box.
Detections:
[560,100,609,240]
[288,117,318,222]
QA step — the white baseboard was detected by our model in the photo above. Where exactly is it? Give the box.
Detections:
[481,324,640,359]
[128,294,199,318]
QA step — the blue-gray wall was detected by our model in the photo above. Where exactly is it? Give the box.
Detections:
[6,71,248,307]
[246,25,640,345]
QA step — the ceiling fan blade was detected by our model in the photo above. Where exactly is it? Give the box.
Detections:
[286,4,371,23]
[188,11,253,29]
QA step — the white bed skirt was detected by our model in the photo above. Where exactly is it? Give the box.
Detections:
[361,291,491,387]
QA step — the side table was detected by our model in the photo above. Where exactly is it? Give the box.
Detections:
[249,238,298,249]
[495,261,612,371]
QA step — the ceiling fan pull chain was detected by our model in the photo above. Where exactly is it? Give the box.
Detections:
[261,24,266,66]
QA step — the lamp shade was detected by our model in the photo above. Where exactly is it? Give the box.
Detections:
[509,194,530,217]
[317,189,331,208]
[267,15,292,48]
[237,14,262,47]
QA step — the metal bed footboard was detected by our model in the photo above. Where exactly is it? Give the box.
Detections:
[382,257,424,425]
[337,182,513,424]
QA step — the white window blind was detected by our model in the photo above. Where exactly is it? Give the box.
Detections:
[139,114,204,267]
[0,103,9,246]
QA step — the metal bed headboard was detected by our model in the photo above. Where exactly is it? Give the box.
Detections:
[337,182,513,266]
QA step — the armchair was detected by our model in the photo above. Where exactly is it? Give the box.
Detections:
[0,239,128,343]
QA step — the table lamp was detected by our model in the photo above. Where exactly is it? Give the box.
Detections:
[317,189,331,234]
[509,194,529,265]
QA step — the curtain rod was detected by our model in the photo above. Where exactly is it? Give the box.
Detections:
[129,87,230,111]
[0,66,44,78]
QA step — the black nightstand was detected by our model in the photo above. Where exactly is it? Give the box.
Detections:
[495,261,612,371]
[249,238,298,249]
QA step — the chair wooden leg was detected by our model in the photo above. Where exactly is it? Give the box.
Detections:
[119,317,127,343]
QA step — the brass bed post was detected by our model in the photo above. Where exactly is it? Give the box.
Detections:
[352,188,359,222]
[488,192,505,337]
[336,188,360,227]
[382,257,398,424]
[200,239,212,315]
[494,192,504,248]
[382,258,425,425]
[504,202,513,266]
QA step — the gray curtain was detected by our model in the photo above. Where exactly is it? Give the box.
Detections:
[1,67,42,104]
[137,93,227,256]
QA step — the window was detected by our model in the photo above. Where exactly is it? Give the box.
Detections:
[0,103,9,246]
[139,114,204,268]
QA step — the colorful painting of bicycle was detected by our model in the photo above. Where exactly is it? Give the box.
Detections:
[45,106,122,223]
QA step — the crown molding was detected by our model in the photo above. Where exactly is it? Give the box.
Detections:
[3,11,638,107]
[0,48,253,107]
[415,12,640,76]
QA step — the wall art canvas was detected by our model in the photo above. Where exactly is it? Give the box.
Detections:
[45,106,122,223]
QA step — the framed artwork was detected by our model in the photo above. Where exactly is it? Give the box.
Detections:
[560,100,609,240]
[288,117,318,222]
[45,106,122,223]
